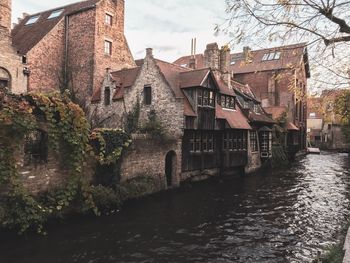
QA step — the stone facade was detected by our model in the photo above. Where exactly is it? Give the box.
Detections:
[91,49,184,188]
[0,0,27,94]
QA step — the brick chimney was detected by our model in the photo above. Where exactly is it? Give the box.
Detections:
[146,48,153,57]
[220,45,231,89]
[0,0,11,33]
[204,43,220,70]
[243,46,251,60]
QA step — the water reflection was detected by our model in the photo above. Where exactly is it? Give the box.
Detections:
[0,153,349,263]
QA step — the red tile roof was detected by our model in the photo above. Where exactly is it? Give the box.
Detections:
[111,67,141,88]
[216,105,251,130]
[179,68,210,88]
[173,54,204,68]
[286,122,299,131]
[230,43,310,77]
[264,106,288,120]
[12,0,100,54]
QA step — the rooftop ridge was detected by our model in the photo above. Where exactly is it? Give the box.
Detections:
[231,42,308,56]
[24,0,99,17]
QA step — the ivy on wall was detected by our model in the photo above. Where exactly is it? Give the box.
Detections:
[0,90,131,234]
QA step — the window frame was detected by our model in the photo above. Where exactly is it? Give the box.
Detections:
[104,87,111,106]
[25,15,40,25]
[104,40,112,55]
[47,9,64,20]
[144,85,152,105]
[105,13,113,26]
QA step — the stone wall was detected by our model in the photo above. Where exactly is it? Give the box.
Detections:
[0,0,27,94]
[91,50,185,186]
[120,134,182,188]
[0,29,28,94]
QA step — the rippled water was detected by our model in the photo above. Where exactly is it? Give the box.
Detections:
[1,153,350,263]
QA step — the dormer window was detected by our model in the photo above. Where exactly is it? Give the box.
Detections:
[105,13,113,25]
[220,95,235,110]
[25,15,40,25]
[198,89,215,107]
[262,51,281,61]
[47,9,64,19]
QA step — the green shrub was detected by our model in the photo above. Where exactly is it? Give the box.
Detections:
[90,185,123,213]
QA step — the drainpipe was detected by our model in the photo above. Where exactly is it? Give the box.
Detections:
[64,15,69,88]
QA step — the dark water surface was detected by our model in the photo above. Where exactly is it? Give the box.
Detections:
[1,153,350,263]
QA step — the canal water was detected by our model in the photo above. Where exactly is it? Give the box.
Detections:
[1,153,350,263]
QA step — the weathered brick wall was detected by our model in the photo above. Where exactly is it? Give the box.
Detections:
[120,135,182,188]
[245,130,262,174]
[67,9,96,99]
[16,145,94,195]
[0,0,11,32]
[27,20,65,92]
[93,0,135,95]
[0,0,27,94]
[0,30,28,94]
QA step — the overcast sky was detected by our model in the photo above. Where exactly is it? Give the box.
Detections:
[12,0,234,62]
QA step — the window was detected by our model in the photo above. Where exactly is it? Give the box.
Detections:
[250,132,258,152]
[144,86,152,105]
[309,112,316,118]
[104,40,112,55]
[25,15,40,25]
[253,104,259,113]
[195,133,201,152]
[24,130,48,166]
[262,51,281,61]
[105,13,112,25]
[198,89,215,107]
[22,56,27,64]
[104,87,111,106]
[48,9,64,19]
[223,131,247,151]
[189,132,195,152]
[0,68,11,90]
[243,101,249,109]
[220,95,235,109]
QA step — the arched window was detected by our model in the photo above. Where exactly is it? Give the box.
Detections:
[0,68,11,90]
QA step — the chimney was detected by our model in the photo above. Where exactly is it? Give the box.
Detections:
[0,0,12,32]
[22,12,29,18]
[243,46,251,60]
[17,17,22,24]
[146,48,153,57]
[204,43,220,70]
[220,45,231,89]
[189,38,197,69]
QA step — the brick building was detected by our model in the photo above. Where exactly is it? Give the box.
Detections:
[0,0,28,93]
[308,90,350,150]
[10,0,135,103]
[175,43,310,154]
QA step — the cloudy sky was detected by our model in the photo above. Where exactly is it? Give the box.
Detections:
[12,0,234,62]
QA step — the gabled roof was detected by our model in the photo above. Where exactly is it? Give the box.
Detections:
[216,105,251,130]
[180,68,210,88]
[111,67,141,88]
[12,0,100,54]
[230,43,310,78]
